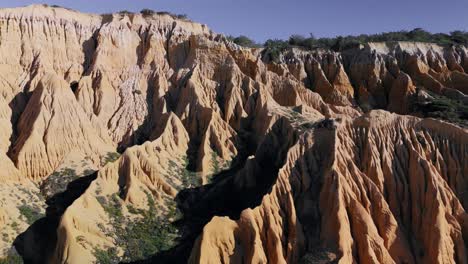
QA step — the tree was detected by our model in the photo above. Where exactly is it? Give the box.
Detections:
[229,35,260,48]
[407,28,431,41]
[289,34,306,46]
[140,9,155,16]
[263,39,290,62]
[450,30,468,45]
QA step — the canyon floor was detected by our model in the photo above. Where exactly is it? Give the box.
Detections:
[0,4,467,264]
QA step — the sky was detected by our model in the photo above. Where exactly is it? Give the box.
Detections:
[1,0,467,42]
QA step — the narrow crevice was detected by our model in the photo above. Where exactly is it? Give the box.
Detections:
[165,21,178,68]
[6,91,28,160]
[14,172,98,264]
[130,118,299,264]
[81,33,98,76]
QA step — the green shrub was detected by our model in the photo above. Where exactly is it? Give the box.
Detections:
[102,152,120,166]
[118,10,133,15]
[76,235,86,244]
[288,34,307,46]
[156,11,171,16]
[176,14,188,20]
[156,11,189,20]
[262,39,290,63]
[227,35,261,48]
[63,168,78,180]
[180,157,199,189]
[211,152,220,175]
[97,194,123,225]
[261,29,468,55]
[41,167,79,198]
[0,254,22,264]
[83,169,96,176]
[10,222,19,232]
[18,205,43,225]
[140,9,155,16]
[168,157,200,190]
[94,192,180,262]
[414,90,468,127]
[93,247,119,264]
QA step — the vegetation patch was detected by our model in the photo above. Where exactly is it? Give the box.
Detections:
[262,39,291,63]
[207,151,232,184]
[228,29,468,62]
[41,167,80,198]
[10,222,19,233]
[286,28,468,51]
[93,247,119,264]
[168,157,200,190]
[154,11,189,20]
[0,253,22,264]
[226,35,262,48]
[140,9,155,16]
[75,235,87,247]
[101,152,121,166]
[211,152,221,176]
[18,205,44,225]
[94,192,180,263]
[288,108,308,124]
[414,90,468,127]
[118,10,133,15]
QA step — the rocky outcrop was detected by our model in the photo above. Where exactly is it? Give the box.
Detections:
[274,42,468,120]
[387,72,416,113]
[10,73,115,180]
[0,4,465,264]
[190,111,468,264]
[51,113,190,264]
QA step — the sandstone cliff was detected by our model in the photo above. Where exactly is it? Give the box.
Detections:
[0,4,466,264]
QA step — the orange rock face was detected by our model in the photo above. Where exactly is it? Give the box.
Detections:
[0,4,466,264]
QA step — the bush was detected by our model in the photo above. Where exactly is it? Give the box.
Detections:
[227,35,261,48]
[156,11,171,16]
[118,10,133,15]
[41,167,79,198]
[176,14,189,20]
[414,90,468,127]
[156,11,189,20]
[94,192,180,262]
[10,222,19,232]
[450,30,468,45]
[288,34,307,46]
[93,247,119,264]
[168,157,200,190]
[140,9,155,16]
[18,205,44,225]
[262,39,290,63]
[101,152,120,166]
[98,194,123,222]
[272,28,468,52]
[0,254,22,264]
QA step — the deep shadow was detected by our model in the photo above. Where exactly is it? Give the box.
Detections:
[70,81,79,93]
[289,124,339,262]
[81,33,98,76]
[14,172,98,264]
[100,14,113,25]
[129,118,298,264]
[7,91,28,157]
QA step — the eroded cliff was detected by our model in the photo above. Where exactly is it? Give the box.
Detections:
[0,4,466,264]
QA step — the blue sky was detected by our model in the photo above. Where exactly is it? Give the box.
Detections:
[2,0,467,42]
